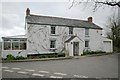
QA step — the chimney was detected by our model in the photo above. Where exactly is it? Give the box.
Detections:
[88,17,92,22]
[26,8,30,16]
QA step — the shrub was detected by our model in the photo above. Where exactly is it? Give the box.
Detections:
[83,50,106,56]
[6,54,15,60]
[15,56,26,60]
[58,53,65,57]
[28,53,65,59]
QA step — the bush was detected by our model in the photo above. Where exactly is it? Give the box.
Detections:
[15,56,26,60]
[28,53,65,59]
[6,54,15,60]
[82,50,106,56]
[58,53,65,57]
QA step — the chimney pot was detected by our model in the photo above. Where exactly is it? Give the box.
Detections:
[26,8,30,16]
[88,17,92,22]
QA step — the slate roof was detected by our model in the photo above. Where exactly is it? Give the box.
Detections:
[65,36,76,43]
[26,14,102,30]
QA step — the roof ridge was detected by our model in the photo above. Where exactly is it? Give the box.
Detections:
[27,14,102,30]
[29,14,87,22]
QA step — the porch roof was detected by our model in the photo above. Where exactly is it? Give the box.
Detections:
[2,35,27,39]
[103,37,112,41]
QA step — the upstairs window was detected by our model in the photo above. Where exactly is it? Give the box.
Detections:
[85,40,89,47]
[50,40,56,48]
[85,28,89,36]
[69,27,73,34]
[51,26,56,34]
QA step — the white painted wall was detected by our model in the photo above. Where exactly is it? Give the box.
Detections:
[1,24,112,58]
[27,24,70,54]
[2,50,27,58]
[88,29,103,51]
[26,23,112,56]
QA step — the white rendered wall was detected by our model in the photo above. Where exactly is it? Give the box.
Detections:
[2,50,27,58]
[27,23,107,55]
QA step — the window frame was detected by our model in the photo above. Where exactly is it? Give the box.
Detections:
[50,40,56,49]
[85,28,89,36]
[85,40,89,48]
[3,39,11,50]
[51,26,56,34]
[69,27,73,34]
[12,40,19,50]
[3,39,27,50]
[20,40,27,50]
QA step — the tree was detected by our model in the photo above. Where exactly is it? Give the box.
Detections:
[106,16,120,52]
[69,0,120,10]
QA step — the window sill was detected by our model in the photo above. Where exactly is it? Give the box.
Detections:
[85,35,90,37]
[69,34,74,36]
[49,48,56,50]
[49,48,57,51]
[85,47,89,49]
[50,34,59,36]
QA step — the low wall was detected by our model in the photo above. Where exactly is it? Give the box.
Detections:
[2,50,27,58]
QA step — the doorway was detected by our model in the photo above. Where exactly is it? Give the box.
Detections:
[73,42,79,56]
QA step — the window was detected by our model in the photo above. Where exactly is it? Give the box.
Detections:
[4,40,11,50]
[85,40,89,47]
[50,40,56,48]
[3,39,27,50]
[12,40,19,50]
[69,27,73,34]
[20,40,27,50]
[85,28,89,36]
[51,26,55,34]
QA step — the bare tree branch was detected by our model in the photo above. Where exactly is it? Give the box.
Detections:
[96,1,120,7]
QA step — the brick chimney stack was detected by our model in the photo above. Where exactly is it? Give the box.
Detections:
[26,8,30,16]
[88,17,92,22]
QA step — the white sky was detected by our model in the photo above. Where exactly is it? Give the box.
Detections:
[0,0,118,41]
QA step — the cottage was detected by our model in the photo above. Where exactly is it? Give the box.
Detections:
[2,8,113,58]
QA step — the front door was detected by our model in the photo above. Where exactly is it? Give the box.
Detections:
[73,42,79,56]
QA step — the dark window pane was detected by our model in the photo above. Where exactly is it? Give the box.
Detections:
[51,26,55,34]
[20,42,26,50]
[69,27,73,34]
[12,42,19,50]
[20,40,27,50]
[85,28,89,36]
[85,41,89,47]
[50,40,56,48]
[4,42,11,50]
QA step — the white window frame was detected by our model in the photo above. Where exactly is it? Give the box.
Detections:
[85,40,89,48]
[51,26,56,34]
[69,27,73,34]
[85,28,89,36]
[12,39,20,50]
[50,40,56,49]
[3,39,27,51]
[3,39,11,50]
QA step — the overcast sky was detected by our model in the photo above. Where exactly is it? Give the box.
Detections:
[0,1,118,41]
